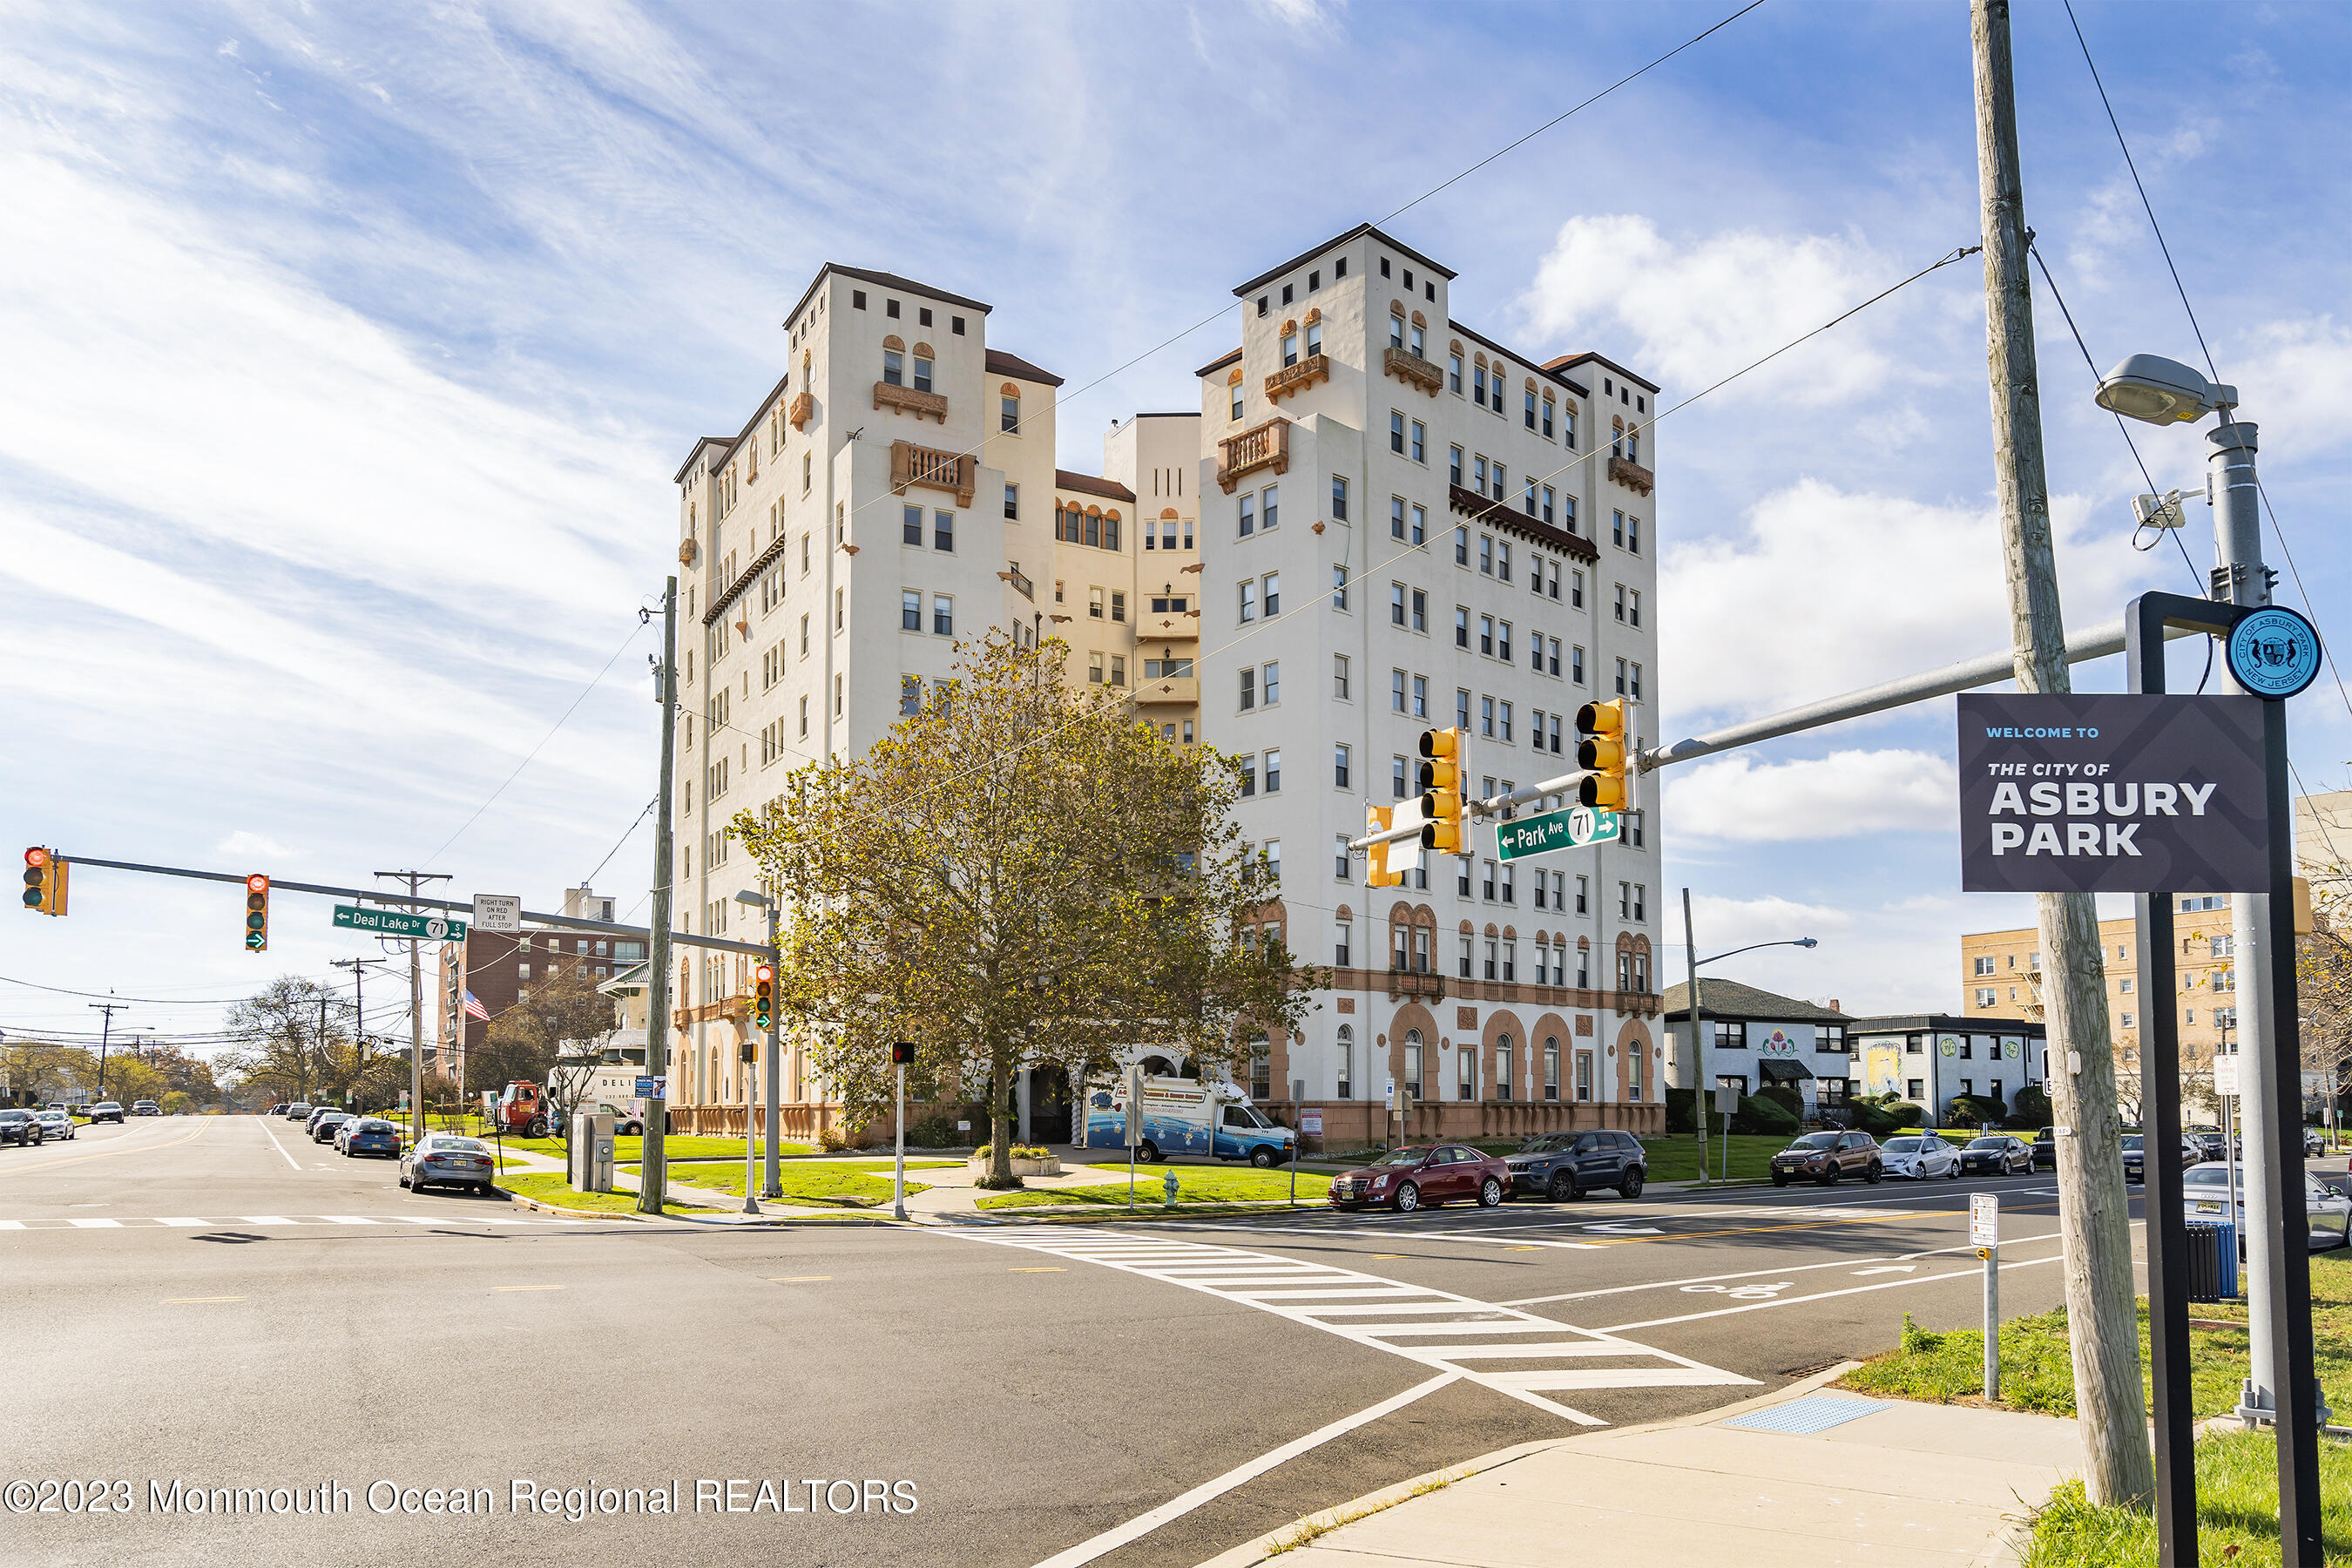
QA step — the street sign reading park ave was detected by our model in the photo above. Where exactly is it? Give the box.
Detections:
[1496,805,1620,862]
[332,903,468,942]
[1955,693,2268,895]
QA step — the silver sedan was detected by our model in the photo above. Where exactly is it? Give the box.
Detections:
[2180,1164,2352,1250]
[30,1110,76,1142]
[1878,1134,1961,1179]
[399,1135,499,1196]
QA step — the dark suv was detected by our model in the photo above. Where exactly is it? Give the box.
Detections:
[1506,1129,1647,1200]
[1770,1130,1883,1186]
[0,1109,44,1147]
[2031,1127,2058,1170]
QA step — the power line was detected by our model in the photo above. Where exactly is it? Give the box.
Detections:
[581,795,659,889]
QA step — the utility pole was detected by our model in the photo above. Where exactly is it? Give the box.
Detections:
[640,578,679,1216]
[763,897,782,1200]
[1970,0,2152,1506]
[375,871,450,1143]
[88,1001,125,1096]
[330,957,386,1110]
[1682,890,1710,1183]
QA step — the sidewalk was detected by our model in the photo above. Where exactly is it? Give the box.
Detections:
[1196,1368,2081,1568]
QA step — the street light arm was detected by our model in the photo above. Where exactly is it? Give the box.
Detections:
[1693,937,1820,970]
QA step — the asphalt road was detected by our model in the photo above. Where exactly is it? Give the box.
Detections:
[0,1118,2164,1568]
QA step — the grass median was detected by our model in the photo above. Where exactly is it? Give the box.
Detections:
[1841,1247,2352,1564]
[496,1170,714,1216]
[627,1159,957,1207]
[976,1163,1333,1211]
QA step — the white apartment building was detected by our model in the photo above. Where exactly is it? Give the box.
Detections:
[1195,224,1665,1145]
[666,267,1197,1139]
[662,232,1663,1145]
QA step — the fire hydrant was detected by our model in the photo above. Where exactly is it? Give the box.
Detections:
[1162,1167,1180,1208]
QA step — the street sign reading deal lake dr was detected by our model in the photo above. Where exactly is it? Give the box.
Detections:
[1956,693,2268,895]
[333,904,467,942]
[1496,806,1619,862]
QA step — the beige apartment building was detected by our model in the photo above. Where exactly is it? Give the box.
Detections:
[1959,902,2239,1082]
[661,228,1663,1146]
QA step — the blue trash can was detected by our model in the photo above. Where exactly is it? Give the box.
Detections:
[2214,1220,2239,1300]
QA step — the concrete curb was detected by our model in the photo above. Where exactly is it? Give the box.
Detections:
[1189,1359,1870,1568]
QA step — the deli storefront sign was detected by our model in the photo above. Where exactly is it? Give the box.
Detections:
[1957,693,2268,895]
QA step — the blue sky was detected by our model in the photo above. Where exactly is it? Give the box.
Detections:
[4,1,2349,1057]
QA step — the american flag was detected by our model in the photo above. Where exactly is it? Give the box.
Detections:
[463,990,490,1022]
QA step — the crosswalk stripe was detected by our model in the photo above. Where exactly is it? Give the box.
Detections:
[67,1218,122,1228]
[954,1226,1754,1427]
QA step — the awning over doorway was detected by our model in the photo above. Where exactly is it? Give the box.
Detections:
[1758,1058,1815,1084]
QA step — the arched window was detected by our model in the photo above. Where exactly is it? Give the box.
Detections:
[1497,1034,1515,1102]
[1404,1029,1423,1101]
[1389,310,1405,349]
[1543,1037,1561,1101]
[1626,425,1640,464]
[1281,326,1299,367]
[1336,1024,1355,1100]
[1103,510,1120,551]
[1000,382,1021,435]
[1305,320,1322,358]
[1612,417,1625,459]
[1627,1037,1647,1101]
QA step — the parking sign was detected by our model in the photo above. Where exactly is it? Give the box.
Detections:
[1970,1193,1999,1247]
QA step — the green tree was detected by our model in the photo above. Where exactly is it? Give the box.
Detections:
[218,976,360,1104]
[471,961,618,1100]
[735,633,1322,1186]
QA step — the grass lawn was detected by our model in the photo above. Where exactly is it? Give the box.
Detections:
[977,1164,1333,1211]
[487,1132,814,1163]
[1637,1134,1796,1183]
[647,1159,956,1206]
[496,1170,713,1216]
[1840,1246,2352,1419]
[2022,1428,2352,1566]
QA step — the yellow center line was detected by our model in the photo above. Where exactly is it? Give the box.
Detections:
[0,1124,206,1178]
[164,1296,244,1304]
[493,1285,565,1293]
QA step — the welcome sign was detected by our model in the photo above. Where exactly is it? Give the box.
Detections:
[1956,693,2268,895]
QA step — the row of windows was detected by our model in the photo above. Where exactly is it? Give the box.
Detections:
[849,290,967,336]
[1055,504,1119,551]
[899,591,956,637]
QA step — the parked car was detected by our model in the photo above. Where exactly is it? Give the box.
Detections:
[1328,1145,1511,1213]
[1959,1135,2033,1176]
[2031,1127,2058,1170]
[1879,1134,1961,1180]
[2182,1163,2352,1251]
[400,1134,499,1196]
[85,1101,125,1125]
[30,1110,76,1142]
[264,1103,287,1117]
[0,1109,44,1147]
[2305,1127,2329,1159]
[1770,1130,1882,1186]
[131,1099,161,1117]
[1504,1129,1646,1200]
[309,1110,354,1143]
[284,1102,313,1121]
[337,1119,402,1159]
[304,1105,343,1136]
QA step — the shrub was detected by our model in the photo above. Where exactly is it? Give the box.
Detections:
[969,1144,1055,1163]
[1758,1083,1804,1119]
[1731,1093,1799,1137]
[1665,1086,1697,1135]
[1848,1097,1923,1139]
[2010,1085,2051,1125]
[906,1112,968,1147]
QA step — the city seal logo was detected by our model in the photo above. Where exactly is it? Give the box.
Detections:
[2226,605,2321,700]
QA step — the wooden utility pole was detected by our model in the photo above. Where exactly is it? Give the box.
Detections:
[1970,0,2153,1507]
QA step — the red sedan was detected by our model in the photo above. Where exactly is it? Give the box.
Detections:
[1328,1144,1511,1213]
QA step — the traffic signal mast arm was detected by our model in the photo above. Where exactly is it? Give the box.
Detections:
[1348,764,1604,852]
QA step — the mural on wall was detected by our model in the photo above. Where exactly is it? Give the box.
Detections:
[1866,1044,1902,1096]
[1937,1034,1963,1058]
[1755,1027,1800,1056]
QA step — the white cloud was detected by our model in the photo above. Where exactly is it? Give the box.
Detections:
[1519,215,1901,404]
[2230,316,2352,463]
[1679,890,1972,1017]
[1659,476,2154,726]
[1669,748,1953,842]
[217,831,293,860]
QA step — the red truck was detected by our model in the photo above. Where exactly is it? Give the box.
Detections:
[490,1080,551,1139]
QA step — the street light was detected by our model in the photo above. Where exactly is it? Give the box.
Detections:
[733,889,781,1207]
[1680,888,1820,1186]
[2093,353,2236,426]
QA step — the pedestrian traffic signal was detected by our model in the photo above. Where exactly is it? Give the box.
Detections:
[1364,804,1402,887]
[892,1041,917,1066]
[752,962,775,1030]
[243,873,269,951]
[1416,727,1468,853]
[21,847,66,916]
[1575,700,1637,810]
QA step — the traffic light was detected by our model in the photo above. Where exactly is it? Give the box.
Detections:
[1364,804,1402,888]
[21,847,65,916]
[243,873,269,951]
[1575,700,1637,811]
[752,962,775,1030]
[1416,727,1469,853]
[891,1042,916,1066]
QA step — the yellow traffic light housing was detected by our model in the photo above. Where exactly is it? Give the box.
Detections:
[1416,727,1468,853]
[244,873,269,951]
[1364,804,1403,888]
[1575,700,1635,810]
[752,962,776,1030]
[21,847,66,916]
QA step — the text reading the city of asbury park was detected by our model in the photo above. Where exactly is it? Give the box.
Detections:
[1955,693,2268,895]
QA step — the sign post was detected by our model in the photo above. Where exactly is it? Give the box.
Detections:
[1125,1064,1145,1210]
[2215,1051,2239,1261]
[1972,1193,2001,1398]
[891,1043,916,1221]
[1713,1082,1737,1182]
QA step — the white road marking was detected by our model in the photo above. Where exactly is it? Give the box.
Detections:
[1852,1266,1918,1276]
[1598,1253,2069,1333]
[1582,1223,1664,1234]
[1024,1373,1458,1568]
[955,1227,1751,1424]
[65,1218,121,1228]
[256,1118,301,1171]
[1493,1229,2070,1308]
[0,1213,598,1232]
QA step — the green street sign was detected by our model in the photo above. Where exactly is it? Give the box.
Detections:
[1496,806,1619,862]
[333,904,468,942]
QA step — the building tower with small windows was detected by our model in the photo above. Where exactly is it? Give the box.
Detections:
[1195,223,1666,1142]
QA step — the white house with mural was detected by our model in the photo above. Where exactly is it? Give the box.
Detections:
[1661,980,1852,1118]
[1844,1012,2047,1125]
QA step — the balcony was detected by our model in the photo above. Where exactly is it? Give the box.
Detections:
[1216,416,1290,494]
[1141,616,1199,641]
[1263,352,1331,405]
[1386,966,1445,1003]
[873,380,950,423]
[1447,483,1598,564]
[787,390,814,430]
[1134,676,1198,706]
[1608,455,1655,496]
[1382,346,1443,395]
[890,440,977,507]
